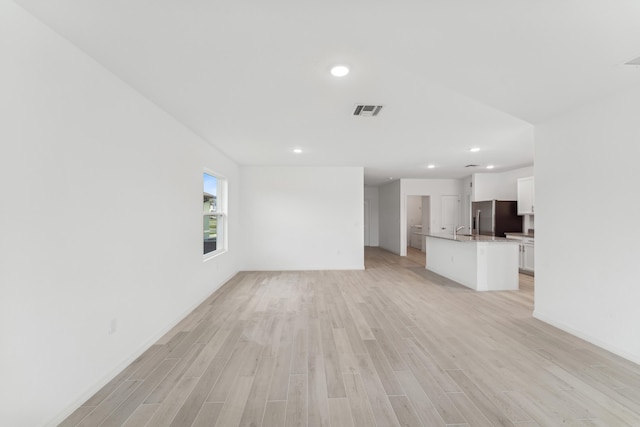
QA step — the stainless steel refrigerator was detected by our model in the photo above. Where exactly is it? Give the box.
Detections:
[472,200,522,237]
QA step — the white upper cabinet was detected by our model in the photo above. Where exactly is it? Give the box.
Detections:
[517,177,535,215]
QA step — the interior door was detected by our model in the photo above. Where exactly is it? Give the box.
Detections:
[440,195,459,234]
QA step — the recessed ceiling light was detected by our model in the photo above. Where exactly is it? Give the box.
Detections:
[330,65,350,77]
[388,177,393,180]
[427,164,435,169]
[469,147,480,152]
[293,148,303,154]
[486,165,495,169]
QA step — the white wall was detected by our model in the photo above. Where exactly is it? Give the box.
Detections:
[378,180,402,254]
[400,179,463,256]
[240,166,364,270]
[0,4,240,426]
[472,166,534,201]
[535,84,640,364]
[364,185,380,246]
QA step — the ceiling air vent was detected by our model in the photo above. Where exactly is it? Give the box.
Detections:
[625,55,640,66]
[354,104,383,117]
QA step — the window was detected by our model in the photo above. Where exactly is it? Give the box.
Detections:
[203,171,227,257]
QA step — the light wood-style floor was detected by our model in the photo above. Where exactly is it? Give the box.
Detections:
[61,247,640,426]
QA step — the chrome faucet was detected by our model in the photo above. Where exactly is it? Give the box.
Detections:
[454,226,465,238]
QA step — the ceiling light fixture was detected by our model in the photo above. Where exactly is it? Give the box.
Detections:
[469,147,480,152]
[486,165,495,169]
[293,148,303,154]
[330,65,350,77]
[427,164,435,169]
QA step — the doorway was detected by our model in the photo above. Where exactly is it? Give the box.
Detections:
[407,196,422,249]
[405,195,431,253]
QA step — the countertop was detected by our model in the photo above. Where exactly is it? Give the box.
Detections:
[421,232,516,243]
[504,232,535,239]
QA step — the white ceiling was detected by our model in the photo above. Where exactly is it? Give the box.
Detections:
[15,0,640,185]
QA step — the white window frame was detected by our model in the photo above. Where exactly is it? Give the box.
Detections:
[203,169,227,260]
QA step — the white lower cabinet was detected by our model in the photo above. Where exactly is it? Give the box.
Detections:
[523,243,534,272]
[410,232,422,250]
[506,235,534,274]
[517,244,525,269]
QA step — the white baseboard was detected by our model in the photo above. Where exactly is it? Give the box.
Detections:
[242,265,365,272]
[533,310,640,366]
[46,270,239,427]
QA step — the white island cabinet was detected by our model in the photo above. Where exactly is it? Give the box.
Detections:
[425,234,519,291]
[505,233,535,274]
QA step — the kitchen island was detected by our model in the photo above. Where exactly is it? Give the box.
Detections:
[424,233,519,291]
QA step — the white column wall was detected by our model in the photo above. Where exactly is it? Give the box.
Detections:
[378,180,402,254]
[535,83,640,364]
[0,4,240,425]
